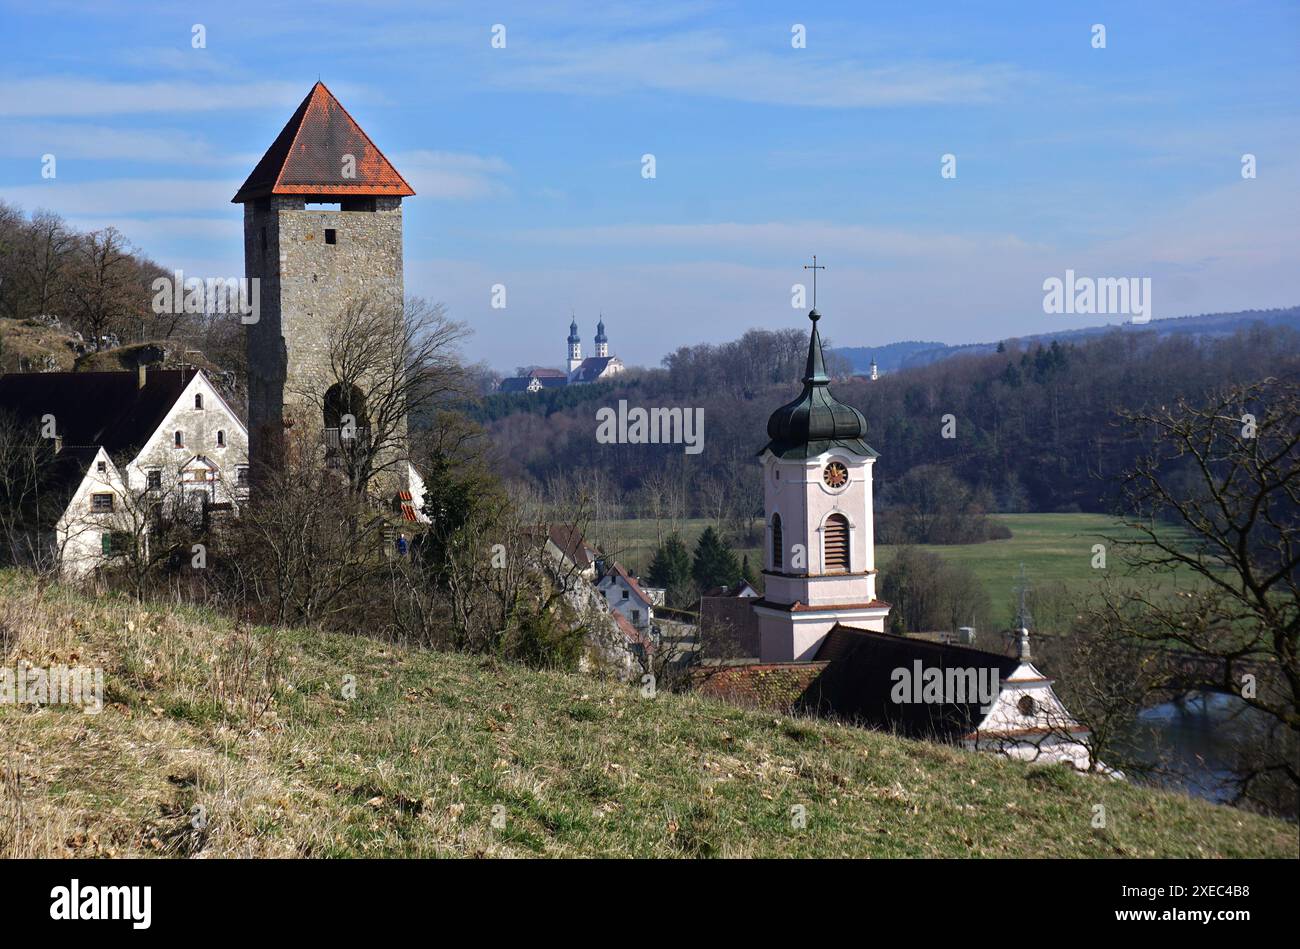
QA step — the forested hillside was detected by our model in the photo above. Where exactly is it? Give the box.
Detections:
[475,321,1300,522]
[834,306,1300,373]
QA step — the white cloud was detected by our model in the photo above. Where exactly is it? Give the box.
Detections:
[391,151,512,200]
[0,78,308,116]
[0,178,239,215]
[489,31,1025,108]
[0,122,255,166]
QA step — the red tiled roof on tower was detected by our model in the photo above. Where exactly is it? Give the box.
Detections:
[232,82,415,203]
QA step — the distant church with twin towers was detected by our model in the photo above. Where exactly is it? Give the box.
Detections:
[499,317,626,393]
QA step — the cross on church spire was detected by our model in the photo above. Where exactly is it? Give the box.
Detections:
[803,255,825,313]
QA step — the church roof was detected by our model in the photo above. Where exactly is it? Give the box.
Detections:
[571,355,616,382]
[801,625,1022,740]
[761,309,877,460]
[232,82,415,203]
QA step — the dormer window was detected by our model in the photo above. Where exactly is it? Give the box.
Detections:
[194,393,204,410]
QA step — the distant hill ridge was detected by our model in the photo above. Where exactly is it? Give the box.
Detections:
[834,306,1300,374]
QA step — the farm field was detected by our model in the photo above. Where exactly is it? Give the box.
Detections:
[591,513,1211,624]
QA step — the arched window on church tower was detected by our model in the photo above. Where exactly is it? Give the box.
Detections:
[771,513,783,570]
[824,513,849,573]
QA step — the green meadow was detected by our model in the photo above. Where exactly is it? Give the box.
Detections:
[592,513,1210,623]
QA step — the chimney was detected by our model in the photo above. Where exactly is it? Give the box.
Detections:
[137,363,147,389]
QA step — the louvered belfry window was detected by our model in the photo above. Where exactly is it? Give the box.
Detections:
[824,514,849,573]
[771,514,783,570]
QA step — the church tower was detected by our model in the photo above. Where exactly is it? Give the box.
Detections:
[567,318,583,373]
[753,308,890,661]
[594,316,609,358]
[233,82,415,480]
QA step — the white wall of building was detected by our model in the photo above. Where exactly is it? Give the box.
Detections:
[125,371,249,512]
[55,448,132,580]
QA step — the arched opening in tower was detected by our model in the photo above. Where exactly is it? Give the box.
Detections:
[323,382,370,467]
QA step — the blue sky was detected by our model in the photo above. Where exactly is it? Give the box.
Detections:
[1,0,1297,371]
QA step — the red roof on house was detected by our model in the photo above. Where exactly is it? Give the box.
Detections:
[605,561,653,605]
[232,82,415,203]
[611,609,652,652]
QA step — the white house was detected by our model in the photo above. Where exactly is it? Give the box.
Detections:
[0,366,248,579]
[597,561,658,631]
[50,447,135,576]
[121,368,249,511]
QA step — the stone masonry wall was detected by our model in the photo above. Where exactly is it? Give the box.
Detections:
[244,195,406,488]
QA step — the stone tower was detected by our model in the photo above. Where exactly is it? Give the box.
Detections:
[752,308,891,661]
[233,82,415,481]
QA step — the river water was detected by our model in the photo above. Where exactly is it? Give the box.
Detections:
[1123,693,1274,803]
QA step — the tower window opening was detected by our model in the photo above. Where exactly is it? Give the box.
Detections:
[771,513,783,570]
[824,514,849,573]
[325,228,337,245]
[194,393,203,410]
[260,227,267,253]
[216,430,226,447]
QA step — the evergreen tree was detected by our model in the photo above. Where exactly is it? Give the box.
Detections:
[691,526,741,592]
[740,554,759,589]
[646,532,692,607]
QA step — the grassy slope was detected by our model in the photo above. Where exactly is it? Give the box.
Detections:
[1,570,1292,859]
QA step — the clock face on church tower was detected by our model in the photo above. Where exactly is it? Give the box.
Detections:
[823,461,849,488]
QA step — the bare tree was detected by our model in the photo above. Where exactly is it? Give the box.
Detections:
[304,295,468,503]
[230,424,390,627]
[1034,621,1166,777]
[0,412,62,572]
[20,210,74,321]
[1096,378,1299,805]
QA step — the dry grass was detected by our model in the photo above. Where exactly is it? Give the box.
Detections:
[0,569,1294,859]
